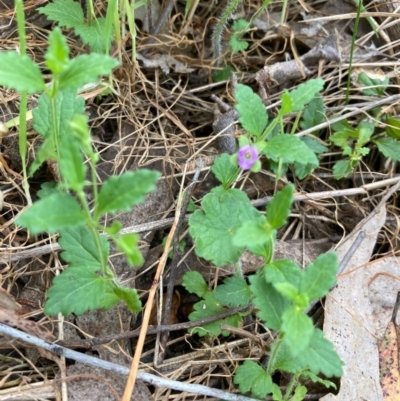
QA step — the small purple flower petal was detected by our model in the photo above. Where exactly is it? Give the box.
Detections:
[237,145,259,170]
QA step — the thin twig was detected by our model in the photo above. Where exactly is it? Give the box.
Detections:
[58,306,250,349]
[0,324,260,401]
[295,93,400,138]
[157,159,203,365]
[3,176,399,264]
[122,161,192,400]
[337,231,366,276]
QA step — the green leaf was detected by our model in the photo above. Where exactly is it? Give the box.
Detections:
[264,259,301,288]
[59,54,119,91]
[332,159,353,179]
[214,276,252,307]
[300,252,338,301]
[229,19,249,53]
[280,91,293,114]
[293,161,314,180]
[357,71,389,96]
[233,215,274,256]
[213,65,236,82]
[33,91,85,139]
[234,361,273,399]
[69,114,97,162]
[385,116,400,139]
[374,137,400,161]
[0,52,44,93]
[58,225,109,271]
[357,120,375,147]
[269,339,302,373]
[288,78,324,112]
[299,97,325,131]
[221,313,243,336]
[95,170,160,219]
[47,226,141,316]
[44,267,119,316]
[281,307,314,355]
[75,18,113,53]
[274,282,300,302]
[182,271,210,298]
[249,271,290,330]
[38,0,84,29]
[45,27,69,75]
[17,193,86,234]
[271,384,283,401]
[113,286,142,313]
[114,233,144,266]
[29,138,57,176]
[188,293,242,337]
[266,184,294,230]
[32,90,84,175]
[296,329,343,377]
[264,134,319,167]
[331,118,351,133]
[37,182,60,199]
[189,186,260,266]
[300,371,337,390]
[301,136,328,154]
[59,135,87,192]
[211,153,239,186]
[298,138,328,175]
[234,84,268,137]
[290,385,307,401]
[250,159,262,173]
[105,220,122,236]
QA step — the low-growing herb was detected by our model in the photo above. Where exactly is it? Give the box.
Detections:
[0,27,159,316]
[38,0,113,53]
[330,71,400,179]
[185,184,343,400]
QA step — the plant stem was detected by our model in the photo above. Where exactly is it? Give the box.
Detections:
[212,0,243,64]
[125,0,136,62]
[105,0,118,55]
[280,0,288,24]
[290,111,302,135]
[266,334,283,375]
[260,115,280,141]
[345,0,362,104]
[15,0,32,205]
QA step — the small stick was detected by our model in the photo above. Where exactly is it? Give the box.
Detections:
[156,159,202,365]
[58,306,250,349]
[121,160,201,400]
[0,324,260,401]
[4,177,400,264]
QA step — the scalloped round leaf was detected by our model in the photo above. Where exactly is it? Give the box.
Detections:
[189,186,260,266]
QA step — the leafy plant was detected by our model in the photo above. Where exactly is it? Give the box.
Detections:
[230,78,325,180]
[229,18,250,53]
[184,184,343,400]
[181,77,344,399]
[212,0,274,64]
[38,0,113,53]
[330,73,400,179]
[0,27,160,316]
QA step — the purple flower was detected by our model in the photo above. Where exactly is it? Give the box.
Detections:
[237,145,259,170]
